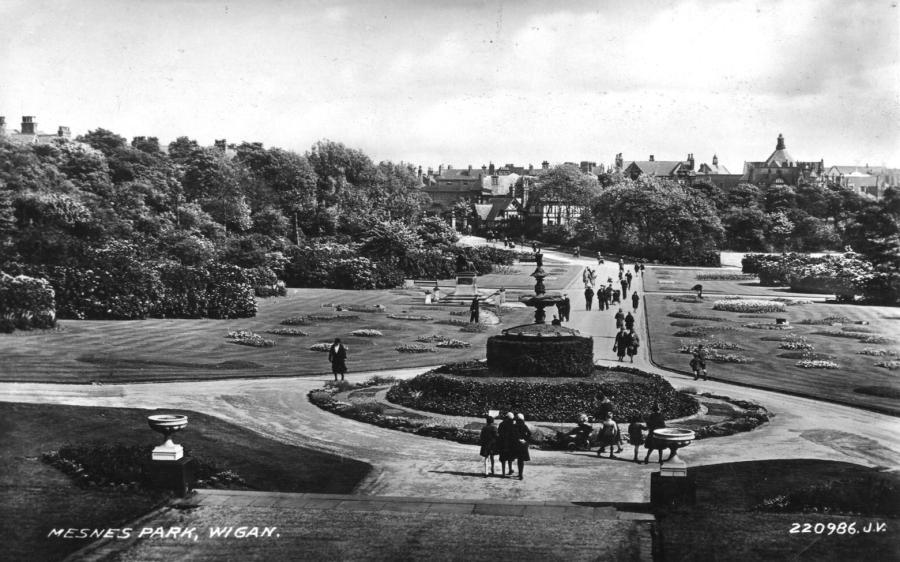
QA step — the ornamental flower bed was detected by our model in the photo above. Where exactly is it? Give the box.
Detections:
[396,344,437,353]
[742,322,794,330]
[307,314,360,322]
[668,309,727,322]
[857,348,899,357]
[435,339,471,349]
[673,326,736,338]
[707,351,753,363]
[281,316,314,326]
[434,318,470,326]
[335,304,386,313]
[388,314,433,321]
[386,368,699,422]
[713,299,786,313]
[266,328,308,337]
[696,273,757,281]
[678,339,744,352]
[415,334,448,343]
[861,335,895,345]
[350,329,383,337]
[874,361,900,370]
[309,343,332,352]
[460,322,488,333]
[778,338,814,350]
[796,359,840,369]
[226,330,275,348]
[798,315,854,325]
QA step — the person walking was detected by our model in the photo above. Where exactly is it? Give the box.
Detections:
[596,412,620,458]
[640,262,646,276]
[513,413,531,480]
[691,343,709,381]
[597,287,608,311]
[627,417,646,462]
[469,296,480,323]
[557,294,571,322]
[613,327,630,362]
[632,291,640,311]
[618,257,625,273]
[627,329,640,363]
[479,415,499,477]
[620,277,628,299]
[328,338,348,381]
[497,412,517,476]
[584,286,594,311]
[614,308,625,330]
[624,311,635,331]
[643,405,668,464]
[625,271,633,291]
[634,263,640,276]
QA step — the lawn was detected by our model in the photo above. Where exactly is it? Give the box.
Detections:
[656,459,899,561]
[0,286,540,384]
[643,268,900,415]
[644,266,808,297]
[0,401,371,561]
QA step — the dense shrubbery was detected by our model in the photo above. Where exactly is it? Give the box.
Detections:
[386,367,698,422]
[0,272,56,332]
[486,334,594,377]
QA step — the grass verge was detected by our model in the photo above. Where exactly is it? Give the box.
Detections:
[0,401,370,561]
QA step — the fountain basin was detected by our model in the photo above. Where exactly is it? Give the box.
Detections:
[653,427,695,448]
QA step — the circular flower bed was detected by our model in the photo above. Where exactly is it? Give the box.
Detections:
[385,364,699,422]
[309,343,332,352]
[796,359,839,369]
[266,328,308,337]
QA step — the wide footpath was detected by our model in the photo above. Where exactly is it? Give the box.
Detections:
[1,241,898,560]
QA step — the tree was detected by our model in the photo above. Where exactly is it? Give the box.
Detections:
[306,140,377,234]
[766,210,795,252]
[529,164,600,226]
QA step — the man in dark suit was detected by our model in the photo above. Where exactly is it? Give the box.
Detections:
[328,338,348,381]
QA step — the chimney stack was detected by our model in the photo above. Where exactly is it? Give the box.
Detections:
[57,126,70,138]
[0,116,6,136]
[417,165,422,179]
[21,116,36,135]
[649,155,655,162]
[214,139,227,151]
[542,160,549,170]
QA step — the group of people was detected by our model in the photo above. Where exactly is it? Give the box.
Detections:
[478,412,532,479]
[565,400,674,464]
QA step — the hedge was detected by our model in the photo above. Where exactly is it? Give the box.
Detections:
[0,272,57,332]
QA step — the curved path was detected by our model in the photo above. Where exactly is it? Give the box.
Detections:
[0,242,898,506]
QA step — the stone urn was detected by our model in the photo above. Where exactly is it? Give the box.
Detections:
[147,414,188,461]
[654,427,695,475]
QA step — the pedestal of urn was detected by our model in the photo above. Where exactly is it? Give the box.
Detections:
[148,414,188,461]
[650,427,696,507]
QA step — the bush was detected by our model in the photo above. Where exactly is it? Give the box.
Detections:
[713,299,786,313]
[245,266,286,297]
[0,272,56,331]
[486,333,594,377]
[205,263,257,319]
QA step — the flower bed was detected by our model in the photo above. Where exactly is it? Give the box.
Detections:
[861,335,895,345]
[678,339,744,352]
[266,328,308,337]
[226,330,275,347]
[778,352,834,360]
[696,273,757,281]
[395,344,436,353]
[335,304,385,313]
[796,359,839,369]
[434,318,469,326]
[673,326,736,338]
[874,360,900,370]
[778,338,814,351]
[281,316,314,326]
[665,295,703,303]
[435,339,470,349]
[856,348,899,357]
[798,315,854,325]
[668,309,727,322]
[388,314,433,321]
[713,299,786,313]
[841,326,875,334]
[415,334,448,343]
[742,322,794,331]
[309,343,332,352]
[307,314,361,322]
[350,329,383,337]
[460,322,488,333]
[385,366,699,422]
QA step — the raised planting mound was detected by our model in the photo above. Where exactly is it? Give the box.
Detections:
[385,363,698,422]
[486,323,593,377]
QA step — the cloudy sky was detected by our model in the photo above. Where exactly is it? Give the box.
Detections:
[1,0,898,171]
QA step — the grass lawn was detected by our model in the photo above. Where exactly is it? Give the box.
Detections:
[645,266,799,297]
[0,401,371,562]
[0,285,542,384]
[656,460,899,561]
[643,268,900,416]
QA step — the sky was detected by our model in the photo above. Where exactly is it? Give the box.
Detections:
[1,0,898,172]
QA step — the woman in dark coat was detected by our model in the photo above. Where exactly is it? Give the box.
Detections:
[643,405,668,464]
[613,328,631,362]
[631,291,640,311]
[497,412,517,476]
[513,413,531,480]
[479,415,499,476]
[328,338,348,381]
[584,286,594,311]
